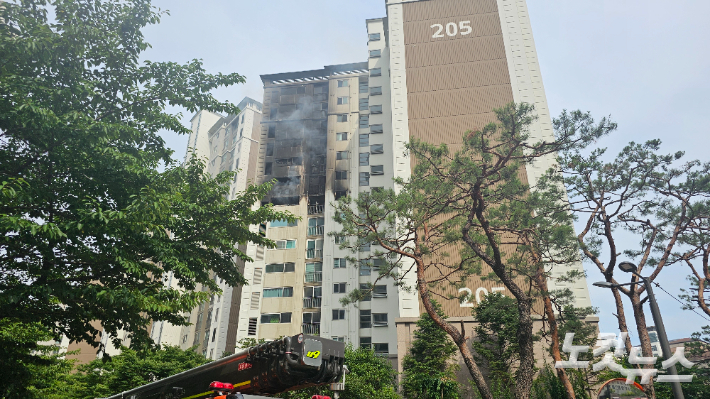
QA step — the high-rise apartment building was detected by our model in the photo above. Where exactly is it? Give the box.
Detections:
[162,97,264,360]
[237,0,593,367]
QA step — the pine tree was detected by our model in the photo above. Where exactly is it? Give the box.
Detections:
[402,302,459,399]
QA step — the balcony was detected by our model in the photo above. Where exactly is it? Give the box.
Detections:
[303,297,322,309]
[302,323,320,335]
[308,204,324,215]
[306,249,323,259]
[305,271,323,283]
[307,226,324,236]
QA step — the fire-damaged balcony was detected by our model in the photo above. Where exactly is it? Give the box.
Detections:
[308,204,324,215]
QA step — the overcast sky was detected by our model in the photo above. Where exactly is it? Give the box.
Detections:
[143,0,710,342]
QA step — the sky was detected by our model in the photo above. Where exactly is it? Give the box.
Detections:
[142,0,710,342]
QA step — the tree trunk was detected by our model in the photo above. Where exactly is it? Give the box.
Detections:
[535,274,576,399]
[611,287,634,355]
[514,297,536,399]
[631,295,656,399]
[415,259,494,399]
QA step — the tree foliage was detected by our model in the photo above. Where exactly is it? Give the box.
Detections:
[402,301,459,399]
[0,0,292,353]
[333,103,610,399]
[278,345,400,399]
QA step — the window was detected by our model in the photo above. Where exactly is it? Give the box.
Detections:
[266,142,274,156]
[370,68,382,77]
[373,285,387,298]
[321,102,328,111]
[359,134,369,147]
[370,105,382,114]
[302,312,321,324]
[336,132,348,141]
[314,85,327,94]
[336,151,349,160]
[305,262,322,282]
[334,258,347,268]
[239,128,243,137]
[265,263,296,273]
[359,284,372,301]
[359,115,369,128]
[275,240,296,249]
[359,260,371,276]
[337,96,349,105]
[335,170,348,180]
[359,172,370,186]
[370,124,384,133]
[337,80,349,87]
[332,309,346,320]
[374,343,389,354]
[264,162,273,175]
[359,98,369,111]
[241,114,245,123]
[359,153,370,166]
[248,318,257,335]
[372,257,385,270]
[368,33,381,41]
[268,125,276,138]
[370,86,383,96]
[337,114,348,122]
[335,190,348,200]
[369,49,381,58]
[334,235,345,244]
[360,337,372,349]
[359,81,368,93]
[359,242,371,252]
[260,312,292,323]
[271,219,298,228]
[360,310,371,328]
[211,328,216,342]
[332,336,345,342]
[370,144,384,154]
[263,287,294,298]
[373,313,388,327]
[371,165,384,175]
[333,283,347,294]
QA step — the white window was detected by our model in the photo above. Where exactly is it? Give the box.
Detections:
[370,105,382,114]
[359,134,369,147]
[336,151,349,160]
[336,132,348,141]
[337,80,349,87]
[275,240,296,249]
[337,114,348,122]
[271,219,298,228]
[368,33,381,41]
[332,309,346,320]
[371,165,384,175]
[334,258,347,268]
[359,98,369,110]
[369,49,381,58]
[260,312,292,323]
[262,287,294,298]
[333,283,347,293]
[265,263,296,273]
[370,144,384,154]
[373,285,387,298]
[337,96,349,105]
[359,172,370,186]
[373,313,388,327]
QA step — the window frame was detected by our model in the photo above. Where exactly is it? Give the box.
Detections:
[368,33,381,41]
[333,282,347,294]
[335,170,348,180]
[336,132,348,141]
[337,96,349,105]
[370,144,384,154]
[370,86,383,96]
[332,309,346,320]
[369,49,381,58]
[371,165,384,175]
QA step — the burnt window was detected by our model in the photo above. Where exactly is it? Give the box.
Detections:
[266,142,274,156]
[297,86,306,94]
[270,107,277,119]
[335,171,347,180]
[265,162,273,175]
[268,125,276,138]
[321,102,328,111]
[335,190,348,200]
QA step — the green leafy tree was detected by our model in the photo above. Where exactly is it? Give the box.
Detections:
[471,293,520,399]
[279,345,400,399]
[0,0,292,373]
[333,103,611,399]
[555,129,710,397]
[402,301,459,399]
[0,319,74,398]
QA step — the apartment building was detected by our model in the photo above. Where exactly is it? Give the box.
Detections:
[238,0,593,368]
